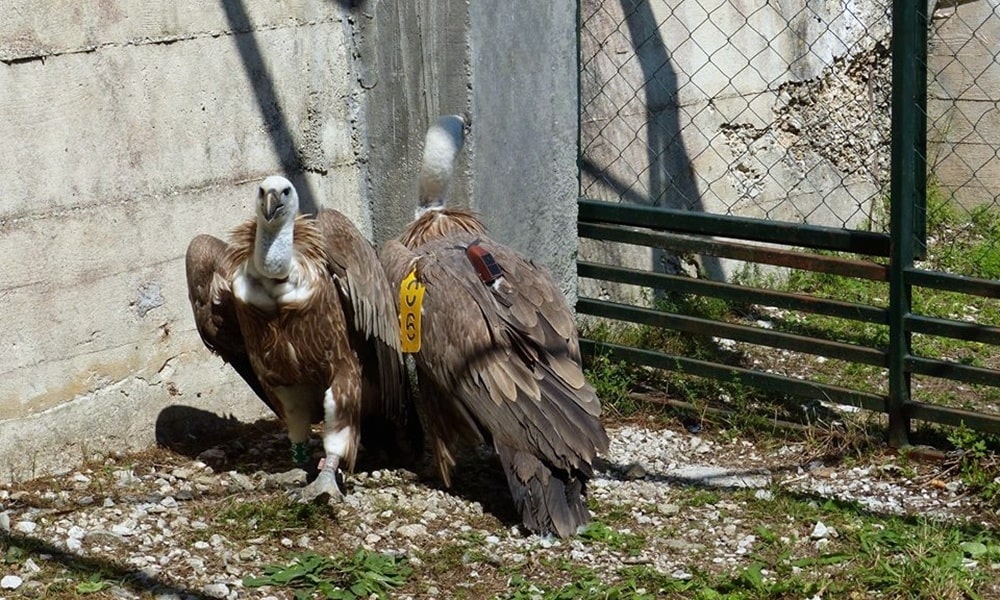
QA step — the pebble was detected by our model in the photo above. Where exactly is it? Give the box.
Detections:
[202,583,229,599]
[1,575,23,590]
[0,422,985,596]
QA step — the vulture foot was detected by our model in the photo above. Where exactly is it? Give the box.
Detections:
[289,466,344,504]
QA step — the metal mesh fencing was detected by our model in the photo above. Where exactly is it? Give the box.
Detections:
[924,1,1000,281]
[577,0,1000,433]
[580,0,893,232]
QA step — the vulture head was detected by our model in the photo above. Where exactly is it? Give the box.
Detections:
[257,175,299,227]
[253,175,300,280]
[417,113,470,216]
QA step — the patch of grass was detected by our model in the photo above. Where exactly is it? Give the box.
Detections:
[583,350,643,415]
[579,520,646,555]
[947,423,1000,504]
[213,496,334,540]
[683,489,720,508]
[244,550,411,599]
[501,564,668,600]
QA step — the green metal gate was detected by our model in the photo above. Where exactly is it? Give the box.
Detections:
[577,0,1000,444]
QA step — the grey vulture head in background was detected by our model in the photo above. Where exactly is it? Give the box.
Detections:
[185,176,417,502]
[381,115,611,538]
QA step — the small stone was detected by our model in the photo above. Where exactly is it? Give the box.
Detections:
[193,541,210,550]
[754,489,773,501]
[485,535,500,544]
[77,495,96,506]
[171,467,195,480]
[622,462,647,480]
[0,512,9,532]
[203,583,229,599]
[265,469,308,489]
[1,574,23,590]
[810,521,830,540]
[73,473,92,484]
[396,524,427,539]
[280,538,293,548]
[114,469,138,487]
[14,521,36,534]
[228,472,255,490]
[657,503,680,516]
[66,537,83,552]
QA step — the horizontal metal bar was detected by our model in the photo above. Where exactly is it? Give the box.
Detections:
[906,401,1000,435]
[906,356,1000,388]
[906,314,1000,346]
[579,199,891,257]
[578,261,889,324]
[580,339,888,413]
[579,222,890,281]
[577,298,888,367]
[905,268,1000,299]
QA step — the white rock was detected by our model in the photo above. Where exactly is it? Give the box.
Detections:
[14,521,36,534]
[1,575,23,590]
[810,522,830,539]
[202,582,229,599]
[396,524,427,539]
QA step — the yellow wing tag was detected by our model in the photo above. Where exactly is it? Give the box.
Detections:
[399,269,425,353]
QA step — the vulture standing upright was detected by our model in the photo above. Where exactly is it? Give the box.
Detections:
[186,176,411,501]
[380,115,610,537]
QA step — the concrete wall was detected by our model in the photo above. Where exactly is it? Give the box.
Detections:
[0,0,580,481]
[579,0,893,299]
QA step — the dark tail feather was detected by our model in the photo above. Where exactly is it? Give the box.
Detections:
[495,444,591,538]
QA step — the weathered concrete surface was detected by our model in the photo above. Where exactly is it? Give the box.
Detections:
[358,0,473,246]
[470,2,581,299]
[0,1,363,481]
[579,0,893,299]
[360,1,580,298]
[0,1,580,482]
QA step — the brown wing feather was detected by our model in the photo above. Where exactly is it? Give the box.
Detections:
[313,209,408,425]
[381,236,608,476]
[184,234,281,417]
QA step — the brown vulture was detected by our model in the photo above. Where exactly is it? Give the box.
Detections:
[381,115,610,537]
[185,176,411,502]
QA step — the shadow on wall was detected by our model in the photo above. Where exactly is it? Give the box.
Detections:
[582,0,724,282]
[219,0,318,215]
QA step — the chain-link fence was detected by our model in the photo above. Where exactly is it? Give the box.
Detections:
[579,0,1000,270]
[580,0,894,232]
[577,0,1000,437]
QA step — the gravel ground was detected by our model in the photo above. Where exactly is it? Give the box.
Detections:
[0,414,994,599]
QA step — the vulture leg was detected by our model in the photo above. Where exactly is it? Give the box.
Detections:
[291,361,362,504]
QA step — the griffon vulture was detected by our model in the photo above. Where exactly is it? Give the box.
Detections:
[186,176,411,502]
[381,115,610,537]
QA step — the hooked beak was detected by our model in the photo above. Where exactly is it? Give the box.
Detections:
[263,190,284,222]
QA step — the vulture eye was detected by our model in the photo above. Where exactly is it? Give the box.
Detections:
[282,188,290,197]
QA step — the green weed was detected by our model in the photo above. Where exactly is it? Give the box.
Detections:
[244,550,411,599]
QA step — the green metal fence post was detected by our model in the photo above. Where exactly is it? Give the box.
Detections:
[888,0,927,447]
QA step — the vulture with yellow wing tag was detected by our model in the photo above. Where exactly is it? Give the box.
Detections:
[186,176,414,502]
[382,115,609,537]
